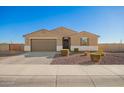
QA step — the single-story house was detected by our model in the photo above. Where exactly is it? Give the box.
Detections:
[23,27,99,52]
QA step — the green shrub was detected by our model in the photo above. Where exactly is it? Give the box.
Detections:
[101,53,104,56]
[61,49,69,56]
[98,49,104,56]
[90,53,101,63]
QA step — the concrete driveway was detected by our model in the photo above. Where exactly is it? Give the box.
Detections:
[0,65,124,87]
[0,52,56,64]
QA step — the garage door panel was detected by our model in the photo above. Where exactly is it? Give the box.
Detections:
[31,39,56,51]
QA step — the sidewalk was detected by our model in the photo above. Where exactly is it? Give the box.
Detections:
[0,65,124,87]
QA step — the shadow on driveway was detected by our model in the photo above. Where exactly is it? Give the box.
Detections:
[24,52,57,59]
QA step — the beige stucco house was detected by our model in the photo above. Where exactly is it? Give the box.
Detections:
[23,27,99,52]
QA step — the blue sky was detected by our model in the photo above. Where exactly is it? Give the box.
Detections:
[0,6,124,43]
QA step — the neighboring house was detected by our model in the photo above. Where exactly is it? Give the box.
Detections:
[23,27,99,52]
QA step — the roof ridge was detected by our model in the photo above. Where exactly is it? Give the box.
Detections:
[50,26,78,33]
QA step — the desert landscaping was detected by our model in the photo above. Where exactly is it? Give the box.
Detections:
[52,52,124,65]
[0,51,124,65]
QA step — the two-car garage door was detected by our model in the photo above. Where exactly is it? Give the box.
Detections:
[31,39,56,51]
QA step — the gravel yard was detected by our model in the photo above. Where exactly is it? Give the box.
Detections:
[51,53,93,65]
[0,52,124,65]
[51,52,124,65]
[100,53,124,64]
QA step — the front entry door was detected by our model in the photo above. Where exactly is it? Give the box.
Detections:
[63,37,71,49]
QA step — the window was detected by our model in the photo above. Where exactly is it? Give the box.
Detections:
[80,37,89,46]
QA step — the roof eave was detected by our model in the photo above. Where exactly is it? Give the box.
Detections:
[23,29,48,37]
[80,31,100,37]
